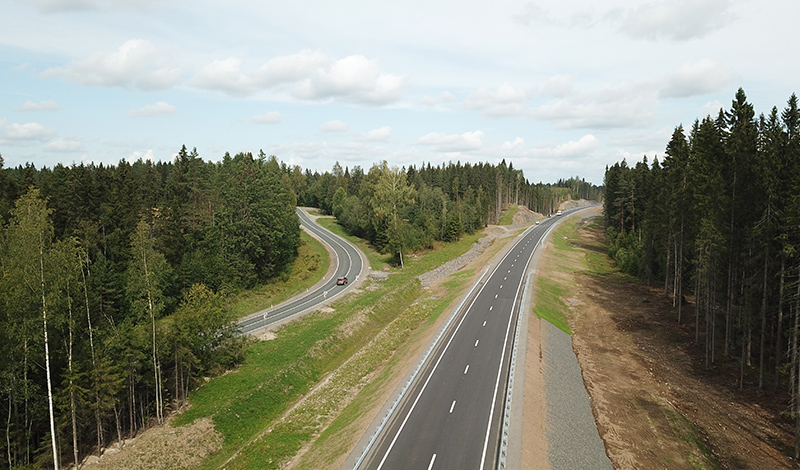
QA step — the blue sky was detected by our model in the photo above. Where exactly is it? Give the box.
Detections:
[1,0,797,185]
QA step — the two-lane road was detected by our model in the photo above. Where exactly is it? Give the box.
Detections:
[355,209,584,470]
[238,207,366,334]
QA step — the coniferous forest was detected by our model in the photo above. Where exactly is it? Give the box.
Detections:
[0,145,601,469]
[604,88,800,454]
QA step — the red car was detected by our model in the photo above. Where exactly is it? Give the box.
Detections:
[336,277,348,285]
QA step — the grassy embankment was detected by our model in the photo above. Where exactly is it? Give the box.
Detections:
[175,217,499,469]
[497,204,518,225]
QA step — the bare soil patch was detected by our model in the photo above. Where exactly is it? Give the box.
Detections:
[79,416,222,470]
[552,217,796,469]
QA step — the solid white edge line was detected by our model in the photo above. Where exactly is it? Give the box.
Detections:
[371,219,542,470]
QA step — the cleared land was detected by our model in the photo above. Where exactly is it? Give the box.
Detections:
[526,209,795,469]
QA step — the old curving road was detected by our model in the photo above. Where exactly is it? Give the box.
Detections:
[237,207,366,335]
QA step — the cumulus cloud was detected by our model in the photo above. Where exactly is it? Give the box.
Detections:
[42,39,181,91]
[191,50,407,105]
[2,122,56,142]
[127,101,176,117]
[531,82,658,129]
[15,100,60,111]
[361,126,392,142]
[464,83,532,117]
[660,60,734,98]
[319,120,348,133]
[619,0,736,41]
[252,111,282,124]
[416,130,485,153]
[44,138,85,152]
[127,149,155,163]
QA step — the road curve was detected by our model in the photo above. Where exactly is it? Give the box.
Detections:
[238,207,367,335]
[351,208,588,470]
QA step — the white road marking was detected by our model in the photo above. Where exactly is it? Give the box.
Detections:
[495,294,498,298]
[450,401,456,413]
[489,305,493,311]
[428,453,437,470]
[464,365,470,374]
[483,321,486,327]
[475,339,479,347]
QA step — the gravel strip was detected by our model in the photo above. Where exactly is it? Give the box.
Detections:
[543,322,612,469]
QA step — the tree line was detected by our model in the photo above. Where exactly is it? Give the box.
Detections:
[0,147,601,468]
[0,148,298,469]
[291,159,601,266]
[604,88,800,456]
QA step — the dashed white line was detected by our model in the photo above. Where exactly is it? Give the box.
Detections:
[483,321,487,327]
[450,401,456,413]
[428,453,437,470]
[495,294,498,299]
[475,339,480,347]
[464,365,470,374]
[489,305,493,311]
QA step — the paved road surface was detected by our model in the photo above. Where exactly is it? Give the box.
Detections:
[238,207,366,335]
[352,209,584,470]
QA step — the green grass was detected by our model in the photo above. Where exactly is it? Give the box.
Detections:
[534,276,571,334]
[498,204,518,225]
[227,230,330,318]
[177,218,486,469]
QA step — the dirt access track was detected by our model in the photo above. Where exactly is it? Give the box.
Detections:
[539,210,796,469]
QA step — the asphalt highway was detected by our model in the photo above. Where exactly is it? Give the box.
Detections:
[355,209,582,470]
[237,207,365,335]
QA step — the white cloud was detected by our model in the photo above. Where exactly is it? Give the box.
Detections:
[192,51,406,105]
[127,101,176,117]
[700,100,725,118]
[464,83,531,117]
[12,63,31,72]
[660,60,734,98]
[516,1,735,41]
[319,119,348,133]
[127,149,155,163]
[44,138,85,152]
[15,100,60,111]
[620,0,736,41]
[296,55,407,105]
[42,39,181,91]
[416,130,485,153]
[2,122,56,142]
[252,111,282,124]
[25,0,164,13]
[531,82,658,129]
[541,75,574,98]
[361,126,392,142]
[25,0,97,13]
